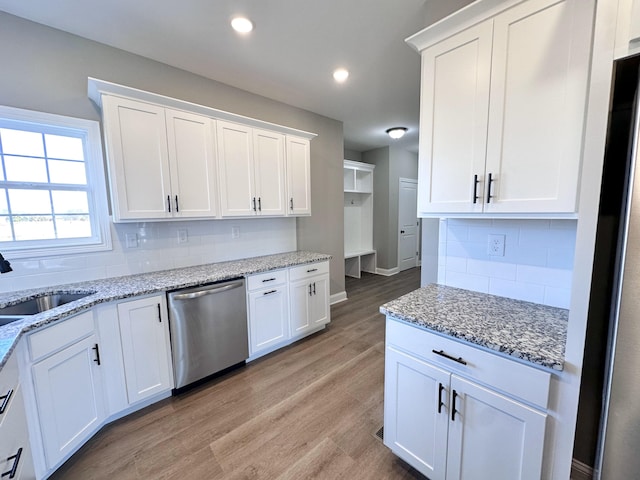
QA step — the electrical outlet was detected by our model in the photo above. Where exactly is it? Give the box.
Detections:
[125,233,138,248]
[177,229,188,244]
[487,234,505,256]
[232,226,240,239]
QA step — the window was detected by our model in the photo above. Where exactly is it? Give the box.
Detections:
[0,106,111,258]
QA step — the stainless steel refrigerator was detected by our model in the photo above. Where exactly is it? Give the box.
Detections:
[595,53,640,478]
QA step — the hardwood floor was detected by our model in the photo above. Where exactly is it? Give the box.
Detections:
[51,268,424,480]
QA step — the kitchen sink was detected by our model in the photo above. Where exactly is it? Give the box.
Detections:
[0,292,95,316]
[0,315,25,327]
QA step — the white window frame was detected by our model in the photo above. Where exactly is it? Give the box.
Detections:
[0,105,112,258]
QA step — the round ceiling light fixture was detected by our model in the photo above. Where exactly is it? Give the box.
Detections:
[386,127,408,139]
[231,17,254,33]
[333,68,349,83]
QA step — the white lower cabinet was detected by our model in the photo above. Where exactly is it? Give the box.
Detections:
[247,270,290,357]
[289,262,330,337]
[384,322,548,480]
[30,317,105,470]
[117,295,173,404]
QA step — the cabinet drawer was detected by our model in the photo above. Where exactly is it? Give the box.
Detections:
[247,269,288,291]
[289,261,329,281]
[0,353,18,430]
[29,310,95,362]
[386,319,551,410]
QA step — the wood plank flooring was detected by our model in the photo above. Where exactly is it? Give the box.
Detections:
[51,269,425,480]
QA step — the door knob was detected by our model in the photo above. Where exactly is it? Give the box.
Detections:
[400,230,405,234]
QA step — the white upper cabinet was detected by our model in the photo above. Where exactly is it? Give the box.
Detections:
[217,121,286,217]
[102,95,218,221]
[615,0,640,59]
[286,136,311,216]
[409,0,594,216]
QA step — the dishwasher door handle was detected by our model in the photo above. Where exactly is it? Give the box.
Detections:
[172,281,244,300]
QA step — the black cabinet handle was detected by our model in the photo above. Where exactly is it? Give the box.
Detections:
[438,383,445,414]
[473,174,480,204]
[308,284,312,296]
[307,268,318,273]
[313,282,316,295]
[252,197,257,212]
[451,390,459,421]
[92,344,101,366]
[167,195,171,212]
[0,389,13,415]
[290,198,294,210]
[175,195,179,213]
[258,197,262,212]
[262,277,276,283]
[1,447,22,479]
[157,303,162,322]
[486,172,494,203]
[263,290,277,296]
[432,349,467,365]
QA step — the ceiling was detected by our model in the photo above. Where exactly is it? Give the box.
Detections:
[0,0,471,153]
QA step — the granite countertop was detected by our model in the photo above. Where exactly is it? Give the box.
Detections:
[0,251,331,368]
[379,284,568,371]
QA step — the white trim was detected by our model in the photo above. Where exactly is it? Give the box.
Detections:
[0,105,112,259]
[330,291,348,305]
[571,459,595,480]
[88,78,317,140]
[376,267,400,277]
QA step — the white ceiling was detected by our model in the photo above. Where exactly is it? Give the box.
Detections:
[0,0,471,153]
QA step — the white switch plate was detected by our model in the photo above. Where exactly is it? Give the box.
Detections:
[125,233,138,248]
[487,234,505,256]
[177,229,188,244]
[232,226,240,239]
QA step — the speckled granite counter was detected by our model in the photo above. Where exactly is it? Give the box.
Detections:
[0,251,331,369]
[380,284,568,371]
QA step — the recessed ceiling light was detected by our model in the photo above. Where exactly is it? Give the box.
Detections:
[386,127,408,139]
[231,17,253,33]
[333,68,349,83]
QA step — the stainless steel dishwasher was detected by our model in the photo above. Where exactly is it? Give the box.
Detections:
[167,277,248,390]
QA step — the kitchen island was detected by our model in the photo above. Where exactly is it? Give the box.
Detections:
[380,284,568,480]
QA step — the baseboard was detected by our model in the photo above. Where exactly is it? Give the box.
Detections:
[571,459,594,480]
[376,267,400,276]
[330,291,348,305]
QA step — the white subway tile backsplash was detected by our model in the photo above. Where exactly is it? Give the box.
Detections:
[437,218,576,308]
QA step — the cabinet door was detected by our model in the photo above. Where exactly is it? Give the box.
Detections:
[289,278,312,336]
[165,110,218,218]
[248,286,290,355]
[0,385,35,480]
[286,136,311,215]
[446,375,546,480]
[309,275,329,328]
[383,346,449,480]
[117,297,173,404]
[217,120,255,217]
[418,21,493,214]
[102,96,172,220]
[253,129,286,216]
[32,335,105,469]
[484,0,593,213]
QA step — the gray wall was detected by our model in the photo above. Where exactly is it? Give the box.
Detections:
[362,146,418,270]
[0,12,345,296]
[343,149,362,162]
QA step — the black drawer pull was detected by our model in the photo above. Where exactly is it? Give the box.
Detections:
[0,389,13,415]
[307,268,318,273]
[2,447,22,479]
[472,174,480,204]
[437,383,445,414]
[263,290,277,296]
[290,198,294,210]
[486,172,494,203]
[451,390,459,422]
[93,343,101,366]
[432,349,467,365]
[262,278,276,283]
[167,195,171,212]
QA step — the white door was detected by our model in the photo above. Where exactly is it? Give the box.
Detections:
[484,0,592,213]
[165,110,218,218]
[102,96,172,220]
[289,279,312,336]
[217,120,255,217]
[248,286,290,355]
[286,136,311,215]
[117,296,173,404]
[398,178,419,271]
[383,346,450,480]
[32,335,105,469]
[309,275,330,327]
[418,21,493,214]
[253,129,286,216]
[446,375,547,480]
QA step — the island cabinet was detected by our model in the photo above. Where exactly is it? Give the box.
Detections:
[101,95,218,221]
[408,0,594,216]
[384,320,549,480]
[216,120,287,217]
